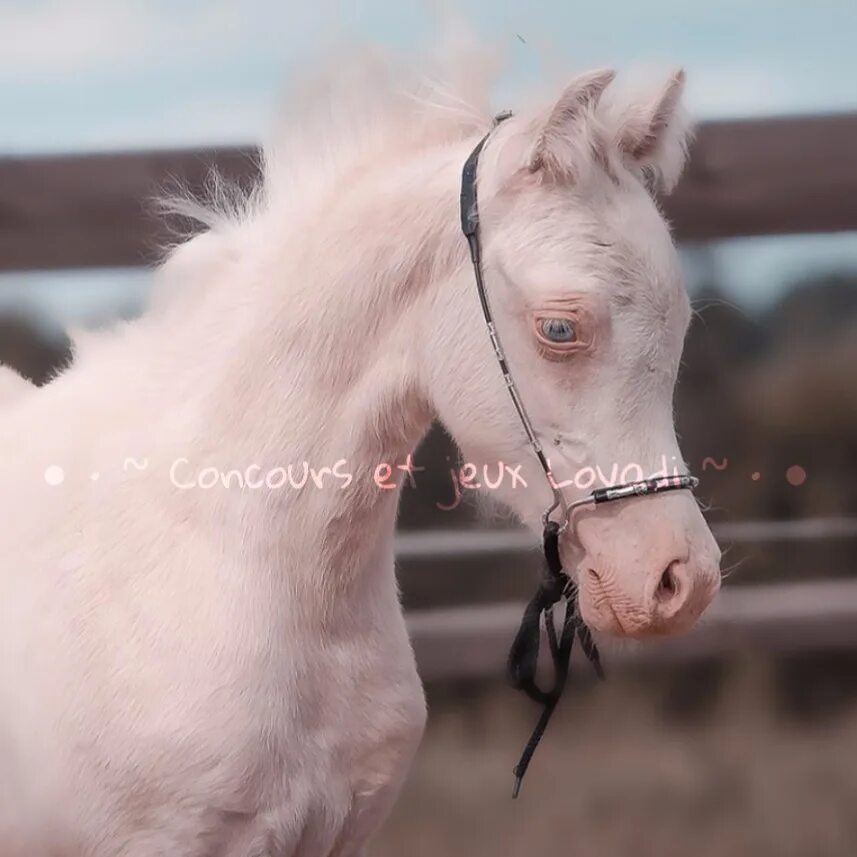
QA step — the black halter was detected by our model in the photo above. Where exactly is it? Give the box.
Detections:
[459,114,699,797]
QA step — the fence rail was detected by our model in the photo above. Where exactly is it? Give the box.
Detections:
[397,519,857,679]
[409,579,857,681]
[394,517,857,560]
[1,112,857,273]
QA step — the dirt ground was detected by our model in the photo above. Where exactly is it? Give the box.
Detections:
[374,655,857,857]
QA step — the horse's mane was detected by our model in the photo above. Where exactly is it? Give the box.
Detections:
[137,43,500,325]
[160,44,497,241]
[143,44,690,327]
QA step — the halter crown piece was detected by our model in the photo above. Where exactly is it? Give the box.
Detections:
[459,113,699,797]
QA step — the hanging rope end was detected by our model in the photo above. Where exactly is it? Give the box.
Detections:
[512,771,524,799]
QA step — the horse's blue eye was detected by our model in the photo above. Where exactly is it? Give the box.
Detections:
[540,318,576,343]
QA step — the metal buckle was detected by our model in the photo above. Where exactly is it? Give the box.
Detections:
[541,495,569,534]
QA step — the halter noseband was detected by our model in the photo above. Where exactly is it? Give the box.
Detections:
[459,114,699,797]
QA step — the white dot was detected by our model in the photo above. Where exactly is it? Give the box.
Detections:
[44,465,65,486]
[90,472,100,481]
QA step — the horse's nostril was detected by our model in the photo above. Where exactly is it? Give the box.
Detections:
[656,564,679,603]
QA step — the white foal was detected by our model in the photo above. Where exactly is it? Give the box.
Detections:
[0,55,719,856]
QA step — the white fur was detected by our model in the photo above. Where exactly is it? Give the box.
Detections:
[0,52,716,856]
[0,367,33,406]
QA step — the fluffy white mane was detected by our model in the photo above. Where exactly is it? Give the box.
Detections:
[156,45,691,293]
[161,47,494,236]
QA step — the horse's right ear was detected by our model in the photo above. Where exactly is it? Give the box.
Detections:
[529,69,616,182]
[616,69,692,193]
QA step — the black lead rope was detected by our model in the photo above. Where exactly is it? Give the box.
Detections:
[506,522,604,797]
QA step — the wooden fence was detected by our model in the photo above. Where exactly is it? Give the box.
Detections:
[409,579,857,681]
[2,112,857,677]
[1,113,857,273]
[399,523,857,680]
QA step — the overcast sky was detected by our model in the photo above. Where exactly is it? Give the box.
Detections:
[2,0,857,152]
[1,0,856,329]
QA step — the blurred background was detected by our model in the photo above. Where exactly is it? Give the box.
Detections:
[2,2,857,854]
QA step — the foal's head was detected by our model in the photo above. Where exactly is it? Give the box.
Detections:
[424,69,720,638]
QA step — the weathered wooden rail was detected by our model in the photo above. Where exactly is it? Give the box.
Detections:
[408,579,857,681]
[396,520,857,679]
[1,112,857,272]
[394,518,857,561]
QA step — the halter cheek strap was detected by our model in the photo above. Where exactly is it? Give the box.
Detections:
[459,115,700,797]
[460,116,569,529]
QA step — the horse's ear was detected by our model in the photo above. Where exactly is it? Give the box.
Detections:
[529,69,616,181]
[617,69,691,193]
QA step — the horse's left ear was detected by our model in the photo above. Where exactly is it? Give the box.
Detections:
[529,69,616,181]
[617,69,692,193]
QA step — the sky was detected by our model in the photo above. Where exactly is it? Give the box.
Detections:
[3,0,857,153]
[1,0,856,331]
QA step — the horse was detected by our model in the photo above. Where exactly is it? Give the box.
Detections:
[0,53,721,856]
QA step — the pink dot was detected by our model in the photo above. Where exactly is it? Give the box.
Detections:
[786,465,807,487]
[751,472,761,481]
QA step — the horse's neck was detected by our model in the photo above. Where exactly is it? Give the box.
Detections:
[156,140,469,592]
